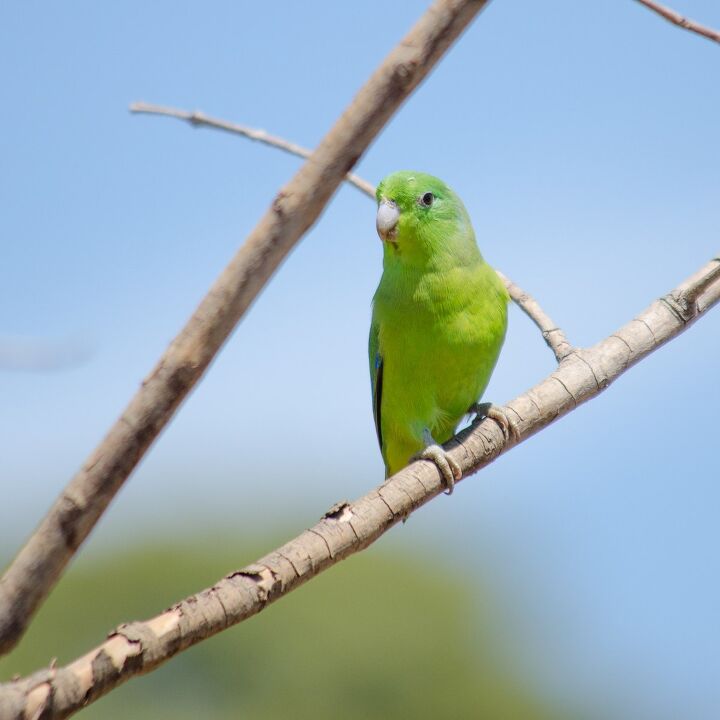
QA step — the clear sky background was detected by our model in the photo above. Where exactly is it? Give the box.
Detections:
[1,2,719,718]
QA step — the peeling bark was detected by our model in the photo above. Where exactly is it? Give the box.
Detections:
[0,0,491,658]
[1,254,717,720]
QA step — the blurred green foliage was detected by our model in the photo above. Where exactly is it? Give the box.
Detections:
[1,535,567,719]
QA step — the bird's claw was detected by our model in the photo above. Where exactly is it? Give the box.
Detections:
[416,443,462,495]
[471,402,520,444]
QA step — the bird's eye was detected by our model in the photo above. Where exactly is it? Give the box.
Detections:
[420,192,435,207]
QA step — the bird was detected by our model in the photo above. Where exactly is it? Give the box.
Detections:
[369,170,515,494]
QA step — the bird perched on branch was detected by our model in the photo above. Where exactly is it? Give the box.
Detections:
[369,171,515,493]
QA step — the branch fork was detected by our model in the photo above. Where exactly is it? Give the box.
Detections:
[1,1,719,716]
[0,0,494,659]
[2,252,718,718]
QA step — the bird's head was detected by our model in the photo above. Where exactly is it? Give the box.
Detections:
[375,171,479,268]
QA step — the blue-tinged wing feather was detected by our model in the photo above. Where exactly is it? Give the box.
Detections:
[368,321,383,451]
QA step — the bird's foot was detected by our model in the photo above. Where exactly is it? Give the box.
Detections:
[414,429,462,495]
[470,402,520,444]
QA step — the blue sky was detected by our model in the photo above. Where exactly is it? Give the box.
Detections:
[1,2,719,717]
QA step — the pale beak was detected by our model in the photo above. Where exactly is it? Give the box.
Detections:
[376,200,400,242]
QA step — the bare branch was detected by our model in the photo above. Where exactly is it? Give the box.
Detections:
[635,0,720,44]
[0,0,492,656]
[1,254,718,719]
[129,102,377,198]
[495,271,574,362]
[129,104,572,361]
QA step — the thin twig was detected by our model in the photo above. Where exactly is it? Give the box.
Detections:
[129,102,377,198]
[130,103,572,361]
[2,254,718,719]
[495,270,574,362]
[0,0,492,657]
[635,0,720,44]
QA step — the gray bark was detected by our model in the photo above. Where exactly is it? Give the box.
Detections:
[1,253,717,720]
[0,0,491,658]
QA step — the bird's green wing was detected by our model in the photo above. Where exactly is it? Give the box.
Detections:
[368,319,384,453]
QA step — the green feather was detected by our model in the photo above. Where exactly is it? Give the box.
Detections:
[370,171,508,477]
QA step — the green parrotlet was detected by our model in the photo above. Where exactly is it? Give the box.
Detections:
[369,171,514,493]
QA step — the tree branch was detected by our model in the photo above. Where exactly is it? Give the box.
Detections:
[495,270,574,362]
[2,253,718,719]
[129,102,572,361]
[635,0,720,44]
[0,0,492,656]
[129,102,377,198]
